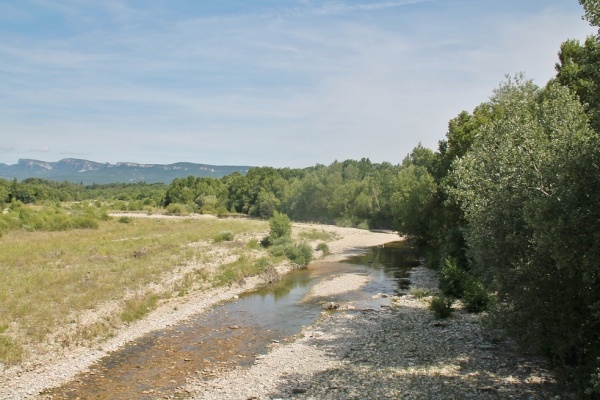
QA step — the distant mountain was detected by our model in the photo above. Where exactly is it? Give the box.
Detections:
[0,158,253,184]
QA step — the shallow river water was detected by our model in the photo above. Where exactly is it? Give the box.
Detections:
[44,240,419,399]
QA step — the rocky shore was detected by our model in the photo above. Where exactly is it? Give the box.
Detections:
[186,266,571,400]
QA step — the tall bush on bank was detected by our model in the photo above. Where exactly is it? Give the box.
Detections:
[451,77,600,392]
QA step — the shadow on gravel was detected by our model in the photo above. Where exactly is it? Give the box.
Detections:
[265,305,572,400]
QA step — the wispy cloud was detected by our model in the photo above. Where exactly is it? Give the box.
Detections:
[308,0,427,15]
[30,146,51,154]
[0,0,595,166]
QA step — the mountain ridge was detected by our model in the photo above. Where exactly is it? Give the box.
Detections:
[0,158,253,184]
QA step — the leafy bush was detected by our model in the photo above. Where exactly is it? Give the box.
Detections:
[439,257,469,298]
[316,242,329,255]
[357,220,370,230]
[430,293,453,319]
[165,203,189,216]
[588,362,600,396]
[72,214,100,229]
[118,216,132,223]
[269,239,313,267]
[214,230,235,242]
[269,211,292,241]
[261,211,292,248]
[462,276,491,313]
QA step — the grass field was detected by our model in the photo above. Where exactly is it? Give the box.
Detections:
[0,215,269,365]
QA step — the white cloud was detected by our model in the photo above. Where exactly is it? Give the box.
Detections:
[0,0,596,167]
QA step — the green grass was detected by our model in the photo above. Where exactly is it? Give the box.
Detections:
[0,215,268,364]
[120,294,160,323]
[0,336,24,366]
[214,256,271,286]
[409,287,431,299]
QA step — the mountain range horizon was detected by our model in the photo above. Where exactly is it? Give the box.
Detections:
[0,158,253,185]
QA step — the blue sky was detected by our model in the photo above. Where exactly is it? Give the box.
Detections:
[0,0,596,168]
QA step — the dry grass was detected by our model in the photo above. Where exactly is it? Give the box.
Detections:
[0,216,268,365]
[297,228,340,242]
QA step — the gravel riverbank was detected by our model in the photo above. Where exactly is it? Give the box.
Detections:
[186,266,572,400]
[0,223,399,400]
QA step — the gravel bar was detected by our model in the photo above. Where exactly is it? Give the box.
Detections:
[185,266,572,400]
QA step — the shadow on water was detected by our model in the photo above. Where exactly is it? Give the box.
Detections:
[43,240,420,399]
[345,240,421,292]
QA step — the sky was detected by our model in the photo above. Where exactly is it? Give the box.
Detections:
[0,0,597,168]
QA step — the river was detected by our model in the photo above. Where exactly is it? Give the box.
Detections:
[43,240,419,399]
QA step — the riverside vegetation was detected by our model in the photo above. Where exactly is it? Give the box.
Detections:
[1,0,600,396]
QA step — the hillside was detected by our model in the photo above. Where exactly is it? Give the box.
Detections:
[0,158,252,184]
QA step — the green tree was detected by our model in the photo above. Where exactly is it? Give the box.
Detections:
[556,35,600,131]
[451,77,600,390]
[391,162,436,244]
[580,0,600,27]
[268,211,292,241]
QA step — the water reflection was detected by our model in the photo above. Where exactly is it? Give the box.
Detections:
[345,241,420,292]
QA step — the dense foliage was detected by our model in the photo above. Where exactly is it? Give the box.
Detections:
[161,159,406,229]
[0,178,166,208]
[452,79,600,380]
[410,7,600,392]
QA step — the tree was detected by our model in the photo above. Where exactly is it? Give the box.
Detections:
[391,163,436,244]
[451,77,600,390]
[556,35,600,131]
[580,0,600,28]
[268,211,292,241]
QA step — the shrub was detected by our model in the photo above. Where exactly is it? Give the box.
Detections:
[439,257,469,298]
[165,203,189,216]
[430,293,453,319]
[246,238,261,249]
[214,231,235,243]
[588,362,600,396]
[357,220,370,230]
[118,216,132,224]
[293,242,313,266]
[269,239,313,267]
[316,242,329,255]
[409,287,431,299]
[268,211,292,241]
[72,214,100,229]
[462,276,491,313]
